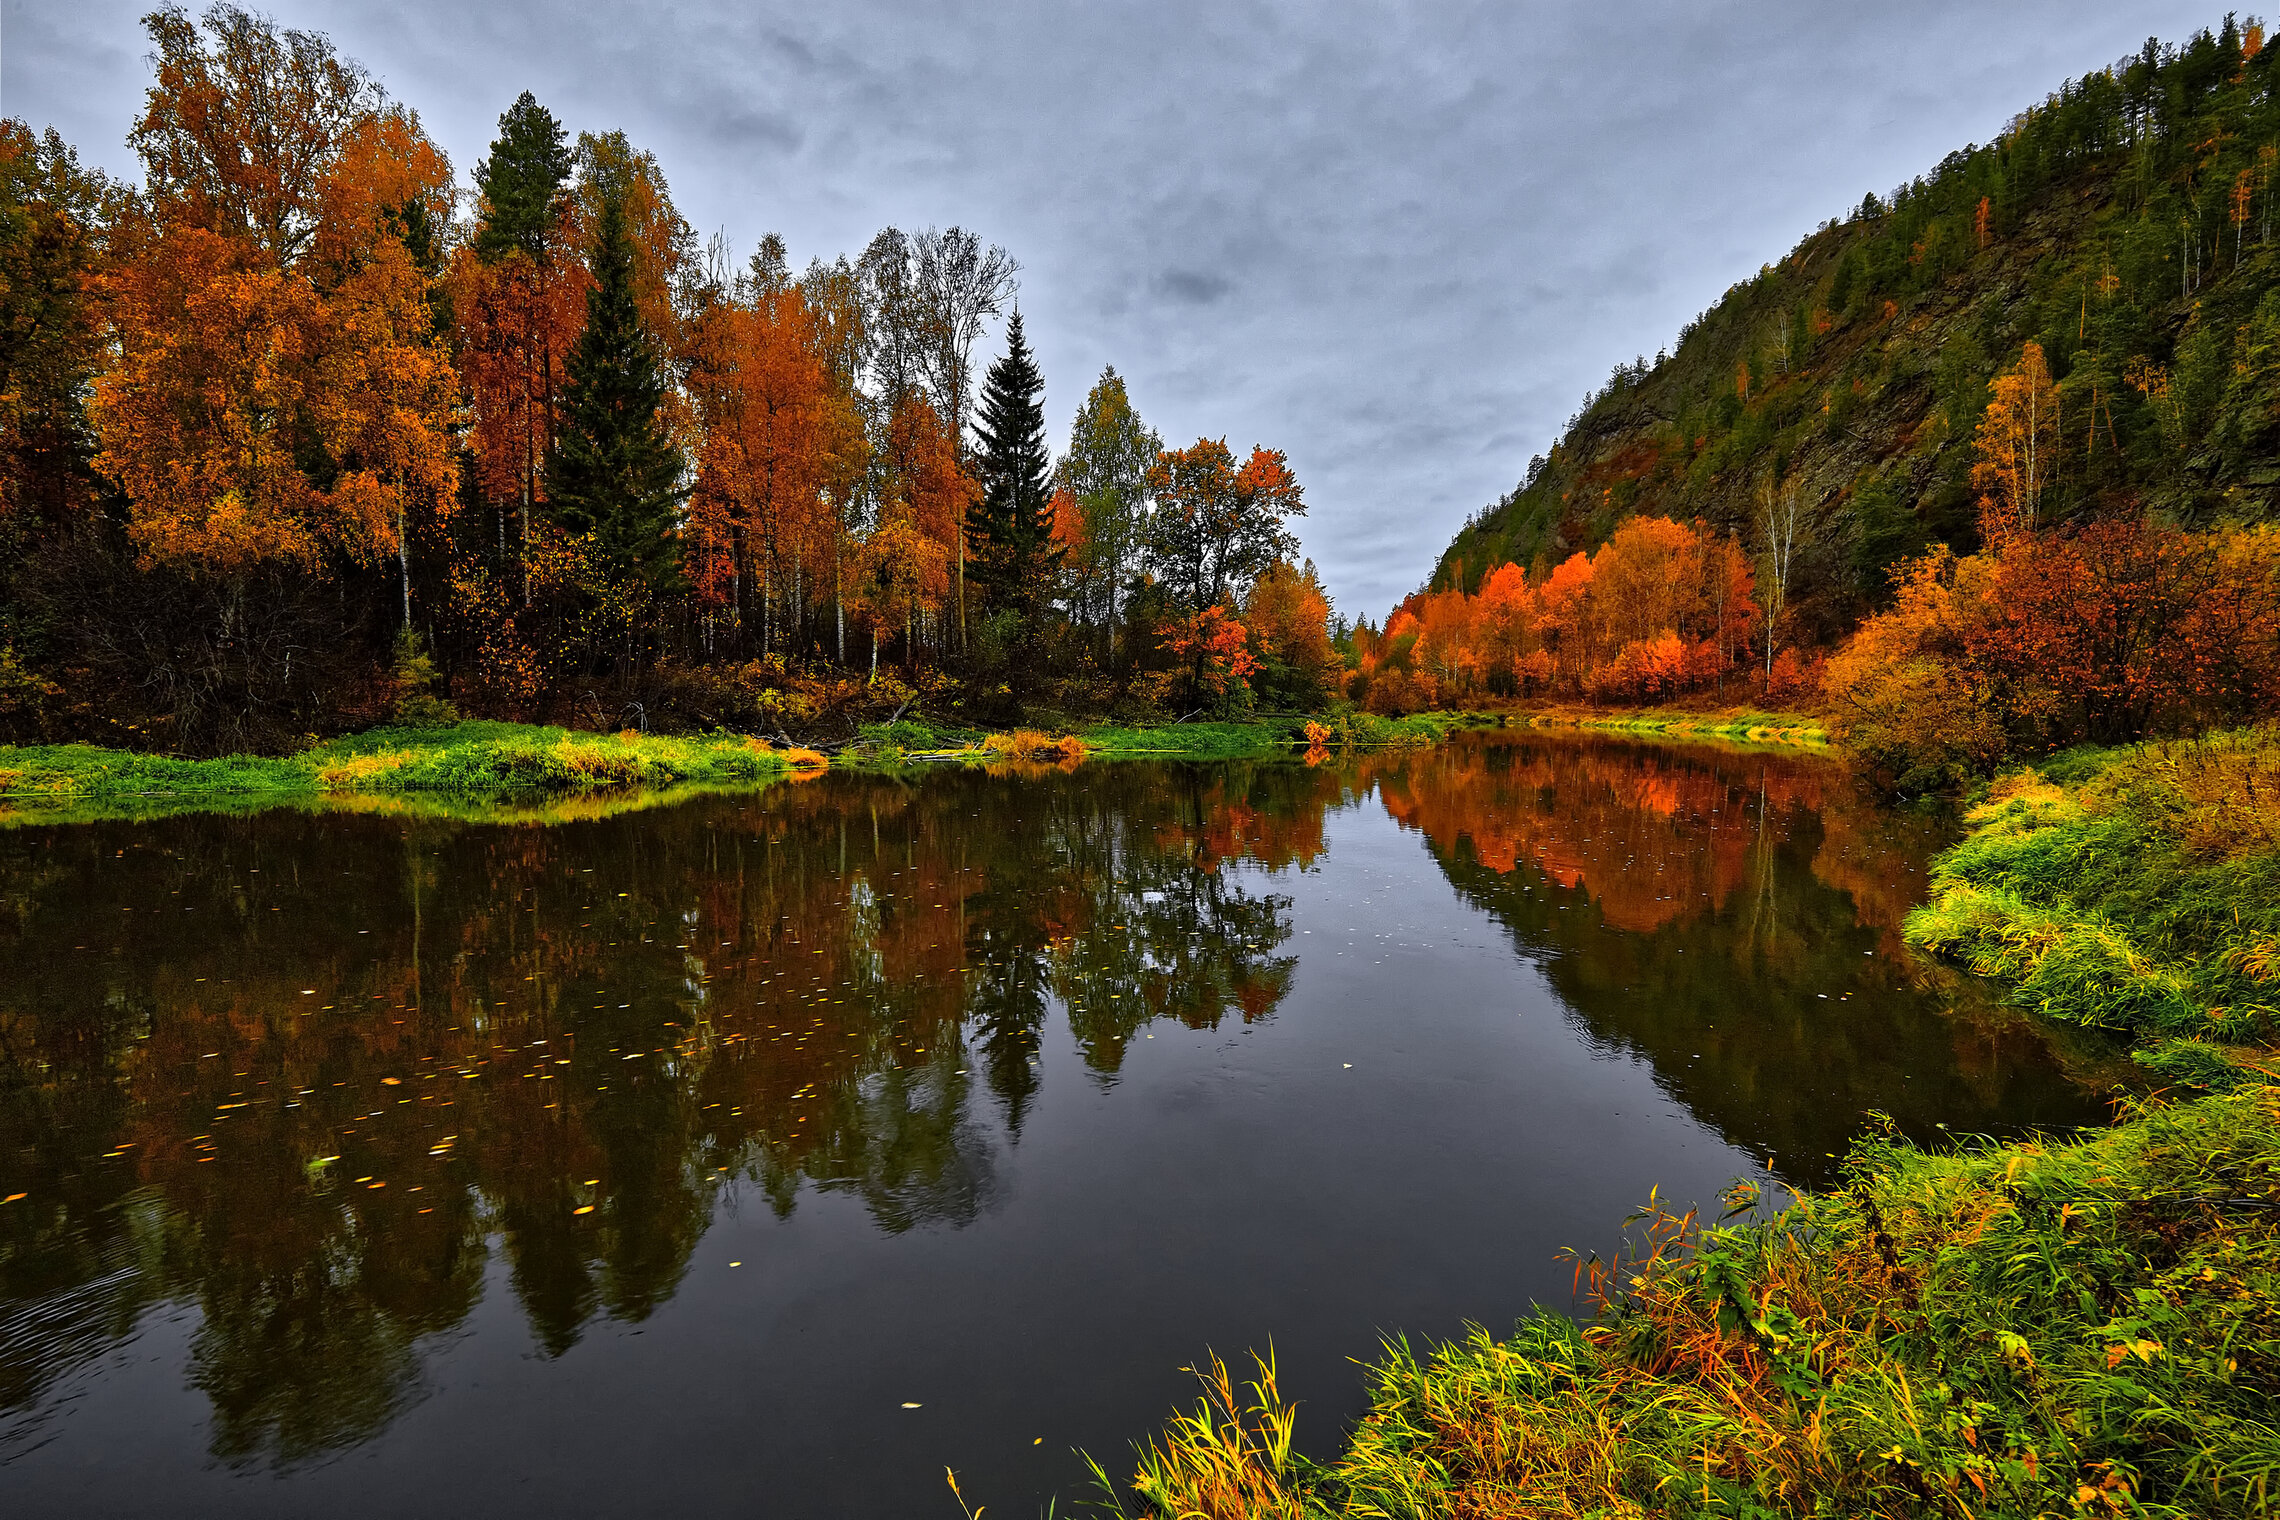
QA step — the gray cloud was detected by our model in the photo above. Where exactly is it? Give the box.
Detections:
[3,0,2207,615]
[1153,269,1233,306]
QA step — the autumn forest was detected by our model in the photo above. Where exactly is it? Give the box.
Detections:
[1361,20,2280,785]
[7,10,2280,781]
[0,5,1334,756]
[14,10,2280,1518]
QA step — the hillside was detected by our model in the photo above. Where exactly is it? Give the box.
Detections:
[1422,20,2280,651]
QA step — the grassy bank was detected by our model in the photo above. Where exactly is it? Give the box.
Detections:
[0,722,817,825]
[1515,705,1830,748]
[845,710,1488,766]
[0,710,1486,824]
[1106,1088,2280,1519]
[1905,727,2280,1089]
[1099,727,2280,1520]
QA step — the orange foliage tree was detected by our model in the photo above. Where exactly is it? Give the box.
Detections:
[686,283,861,652]
[1972,340,2060,536]
[851,393,969,670]
[1363,518,1757,710]
[1240,559,1341,708]
[449,215,586,576]
[94,12,456,597]
[1162,604,1259,710]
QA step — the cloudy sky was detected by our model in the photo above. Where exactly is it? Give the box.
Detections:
[4,0,2205,615]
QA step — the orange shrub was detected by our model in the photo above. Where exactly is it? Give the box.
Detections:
[1826,520,2280,787]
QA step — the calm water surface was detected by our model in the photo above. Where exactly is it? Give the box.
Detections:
[1,732,2114,1515]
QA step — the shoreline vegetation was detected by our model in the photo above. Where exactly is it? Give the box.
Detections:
[0,708,1501,827]
[1096,726,2280,1520]
[1511,707,1828,748]
[0,704,1822,829]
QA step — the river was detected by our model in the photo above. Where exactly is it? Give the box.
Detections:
[0,730,2114,1515]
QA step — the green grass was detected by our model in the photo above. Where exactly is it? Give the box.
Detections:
[839,710,1496,767]
[1904,727,2280,1050]
[0,722,803,826]
[1517,707,1831,748]
[1078,712,1484,756]
[0,710,1497,818]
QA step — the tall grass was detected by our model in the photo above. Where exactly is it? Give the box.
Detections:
[1906,726,2280,1052]
[1519,708,1831,748]
[1101,1090,2280,1519]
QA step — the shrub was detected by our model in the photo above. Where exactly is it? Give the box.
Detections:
[1827,522,2280,788]
[981,729,1087,763]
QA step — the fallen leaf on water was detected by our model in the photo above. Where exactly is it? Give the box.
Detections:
[2,1193,25,1204]
[902,1402,922,1409]
[573,1205,594,1215]
[382,1077,402,1086]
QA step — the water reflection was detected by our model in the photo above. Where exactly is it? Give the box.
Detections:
[0,762,1328,1463]
[1367,735,2121,1171]
[0,735,2110,1476]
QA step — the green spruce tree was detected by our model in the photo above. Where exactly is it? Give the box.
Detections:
[966,311,1060,620]
[472,92,572,265]
[546,189,685,598]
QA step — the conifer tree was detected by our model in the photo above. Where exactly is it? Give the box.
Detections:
[472,92,572,265]
[547,189,684,596]
[965,311,1059,618]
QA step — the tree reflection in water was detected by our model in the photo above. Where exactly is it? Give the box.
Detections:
[0,760,1323,1462]
[0,735,2110,1469]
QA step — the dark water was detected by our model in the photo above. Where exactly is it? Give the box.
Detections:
[0,732,2113,1516]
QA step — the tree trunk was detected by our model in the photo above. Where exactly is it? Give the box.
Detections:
[398,505,414,629]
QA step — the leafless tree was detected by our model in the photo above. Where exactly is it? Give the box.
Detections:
[913,226,1018,647]
[1759,475,1805,686]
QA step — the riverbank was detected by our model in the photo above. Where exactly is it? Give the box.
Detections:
[1101,726,2280,1520]
[1905,727,2280,1092]
[0,710,1486,825]
[851,709,1488,766]
[1511,704,1829,748]
[0,722,820,825]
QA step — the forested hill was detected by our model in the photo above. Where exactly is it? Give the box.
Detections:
[1425,18,2280,649]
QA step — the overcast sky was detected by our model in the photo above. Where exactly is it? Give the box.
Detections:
[4,0,2208,615]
